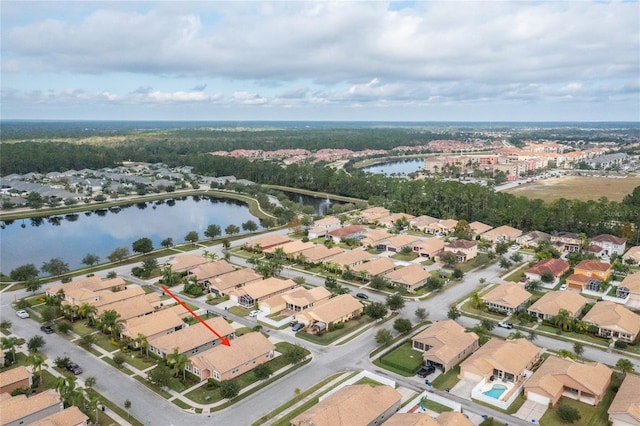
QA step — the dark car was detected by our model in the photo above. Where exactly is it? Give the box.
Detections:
[66,362,83,375]
[292,323,304,332]
[417,365,435,377]
[355,293,369,299]
[40,325,54,334]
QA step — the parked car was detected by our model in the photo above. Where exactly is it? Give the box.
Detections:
[417,365,435,377]
[497,321,513,329]
[292,323,304,332]
[40,325,54,334]
[16,310,29,319]
[66,362,83,375]
[249,310,261,318]
[289,320,298,327]
[559,284,567,291]
[355,293,369,299]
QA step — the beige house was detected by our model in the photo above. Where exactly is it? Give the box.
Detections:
[623,246,640,264]
[308,216,342,239]
[324,249,372,271]
[361,229,393,248]
[243,234,291,251]
[187,332,275,382]
[230,277,298,308]
[412,238,445,259]
[516,231,551,248]
[385,264,430,292]
[121,308,186,341]
[187,260,236,287]
[290,384,402,426]
[426,219,457,236]
[527,291,587,321]
[169,254,209,272]
[411,320,479,372]
[551,232,582,253]
[30,406,88,426]
[524,258,570,284]
[524,355,612,406]
[299,245,343,264]
[385,412,473,426]
[0,390,64,426]
[481,225,523,243]
[148,316,235,358]
[46,276,125,298]
[442,240,477,262]
[582,301,640,343]
[264,240,315,259]
[87,286,146,309]
[481,282,532,313]
[360,207,391,223]
[410,215,440,233]
[617,271,640,306]
[95,292,161,321]
[377,234,422,252]
[207,268,262,296]
[459,338,541,384]
[294,294,364,334]
[608,373,640,426]
[469,221,493,238]
[0,366,32,395]
[376,213,415,229]
[352,257,397,279]
[260,286,331,315]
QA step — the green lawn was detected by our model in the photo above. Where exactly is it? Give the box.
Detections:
[375,341,424,376]
[229,306,251,316]
[116,350,157,371]
[69,321,95,337]
[353,377,384,387]
[422,398,453,413]
[457,253,494,273]
[539,388,615,426]
[391,252,419,261]
[133,375,173,399]
[91,333,120,353]
[432,366,461,390]
[296,316,373,345]
[504,263,530,282]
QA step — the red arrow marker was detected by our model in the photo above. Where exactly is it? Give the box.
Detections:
[162,286,230,346]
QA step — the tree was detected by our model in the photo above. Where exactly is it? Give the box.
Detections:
[107,247,130,263]
[78,302,97,321]
[386,293,405,312]
[27,352,47,382]
[452,219,473,240]
[525,280,542,292]
[495,241,510,256]
[370,275,388,290]
[540,271,555,284]
[510,252,523,263]
[364,302,388,320]
[425,276,442,291]
[0,320,12,331]
[499,257,513,270]
[148,365,172,388]
[220,380,240,399]
[167,347,189,381]
[225,224,240,236]
[447,306,461,320]
[124,399,132,419]
[84,376,97,390]
[375,329,393,346]
[82,253,100,267]
[41,306,56,324]
[573,342,585,360]
[452,268,464,279]
[185,231,199,244]
[26,278,42,295]
[414,307,428,322]
[161,237,174,248]
[10,264,39,281]
[204,224,222,239]
[27,335,46,353]
[553,309,574,332]
[527,330,538,342]
[97,309,123,338]
[135,333,150,358]
[557,404,581,424]
[471,292,485,310]
[57,320,73,334]
[253,363,271,380]
[557,349,577,360]
[480,318,495,331]
[54,356,71,369]
[260,217,276,229]
[41,257,69,276]
[242,220,258,232]
[616,358,635,378]
[79,334,95,349]
[283,345,307,364]
[132,237,154,254]
[440,252,457,267]
[141,256,158,275]
[1,336,18,364]
[393,318,412,334]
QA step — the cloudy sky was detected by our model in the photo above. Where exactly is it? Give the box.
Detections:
[2,1,639,121]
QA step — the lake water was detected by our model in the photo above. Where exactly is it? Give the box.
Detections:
[0,196,261,275]
[361,159,424,176]
[284,193,336,216]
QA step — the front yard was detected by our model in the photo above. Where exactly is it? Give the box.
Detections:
[296,316,374,345]
[374,341,424,376]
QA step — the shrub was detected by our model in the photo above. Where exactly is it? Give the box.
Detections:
[113,353,126,367]
[614,341,628,350]
[331,322,345,330]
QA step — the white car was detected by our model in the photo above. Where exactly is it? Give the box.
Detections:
[497,321,513,329]
[559,284,567,291]
[16,310,29,319]
[249,310,261,318]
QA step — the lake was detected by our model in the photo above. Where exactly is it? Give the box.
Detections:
[361,159,424,177]
[0,196,261,275]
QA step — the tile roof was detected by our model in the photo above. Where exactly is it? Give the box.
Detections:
[619,271,640,293]
[48,276,124,296]
[30,406,89,426]
[445,239,477,250]
[122,308,185,339]
[0,389,61,425]
[234,277,298,301]
[326,249,372,267]
[566,273,590,284]
[149,316,234,354]
[300,245,344,262]
[623,246,640,262]
[385,264,430,286]
[481,283,532,308]
[189,332,274,376]
[525,258,570,277]
[592,234,626,245]
[608,373,640,423]
[469,221,493,235]
[384,413,439,425]
[95,293,159,320]
[281,286,331,309]
[91,285,146,308]
[209,268,262,292]
[291,384,402,426]
[482,225,523,239]
[361,229,393,245]
[575,260,611,272]
[170,254,209,272]
[410,215,439,228]
[383,234,423,248]
[582,301,640,337]
[435,412,474,426]
[327,225,366,238]
[189,260,236,280]
[461,338,541,377]
[243,234,291,249]
[527,291,587,317]
[413,238,445,253]
[0,365,31,386]
[352,257,397,276]
[264,239,315,255]
[298,294,364,325]
[412,320,479,366]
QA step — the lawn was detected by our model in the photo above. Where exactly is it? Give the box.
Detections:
[391,252,419,261]
[69,321,96,337]
[539,388,615,426]
[535,324,609,347]
[296,316,374,345]
[457,253,494,273]
[353,377,384,387]
[229,306,251,316]
[91,333,120,353]
[133,375,173,399]
[432,366,461,391]
[422,398,453,413]
[504,263,530,282]
[115,350,157,371]
[375,341,424,376]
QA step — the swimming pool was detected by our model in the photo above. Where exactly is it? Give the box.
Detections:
[483,384,507,399]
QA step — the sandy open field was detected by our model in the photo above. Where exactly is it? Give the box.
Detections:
[504,174,640,203]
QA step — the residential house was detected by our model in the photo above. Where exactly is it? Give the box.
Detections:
[352,258,396,279]
[324,249,372,272]
[230,277,298,308]
[582,301,640,343]
[187,260,236,289]
[360,207,391,223]
[377,234,422,253]
[361,229,393,248]
[459,338,541,384]
[207,268,262,297]
[481,225,523,243]
[591,234,627,256]
[264,240,315,260]
[30,406,89,426]
[385,264,430,293]
[412,320,480,372]
[524,258,570,284]
[46,276,125,298]
[618,271,640,308]
[585,244,605,257]
[0,390,64,426]
[294,294,364,334]
[243,234,292,251]
[121,308,186,341]
[299,245,343,264]
[148,316,235,358]
[481,282,532,313]
[566,260,612,292]
[186,332,275,382]
[410,215,440,233]
[307,216,342,239]
[376,213,415,229]
[425,219,458,236]
[442,240,478,262]
[88,286,147,310]
[169,254,210,272]
[412,238,445,259]
[260,286,331,315]
[527,291,588,321]
[623,246,640,264]
[469,221,493,239]
[94,292,161,321]
[551,232,582,253]
[0,366,32,394]
[608,373,640,426]
[516,231,551,248]
[385,412,473,426]
[290,384,402,426]
[326,225,366,243]
[524,355,611,406]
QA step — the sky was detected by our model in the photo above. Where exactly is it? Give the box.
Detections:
[1,1,639,122]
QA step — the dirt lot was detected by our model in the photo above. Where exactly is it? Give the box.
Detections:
[504,174,640,203]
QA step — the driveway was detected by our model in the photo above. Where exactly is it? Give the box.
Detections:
[450,377,478,399]
[514,399,548,423]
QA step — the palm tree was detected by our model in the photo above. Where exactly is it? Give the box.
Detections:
[167,347,188,381]
[98,309,123,339]
[471,292,485,310]
[135,333,149,358]
[0,320,13,331]
[553,309,574,332]
[77,302,97,321]
[1,336,18,364]
[27,352,48,383]
[557,349,577,360]
[616,358,635,379]
[573,342,585,361]
[84,376,97,390]
[55,376,82,407]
